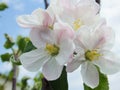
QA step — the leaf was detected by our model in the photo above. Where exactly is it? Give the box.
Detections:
[23,40,36,53]
[48,66,68,90]
[8,70,14,80]
[0,53,12,62]
[4,34,14,49]
[0,84,4,90]
[16,36,36,53]
[31,73,43,90]
[21,77,30,90]
[0,3,8,11]
[16,36,29,52]
[84,68,109,90]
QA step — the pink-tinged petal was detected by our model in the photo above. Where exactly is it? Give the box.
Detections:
[55,39,75,65]
[20,48,50,72]
[46,5,55,25]
[30,28,54,48]
[92,25,115,49]
[17,15,41,28]
[54,22,75,44]
[75,0,100,17]
[32,8,54,27]
[93,50,120,75]
[75,26,92,50]
[66,54,85,72]
[42,58,63,80]
[81,62,99,89]
[17,8,54,28]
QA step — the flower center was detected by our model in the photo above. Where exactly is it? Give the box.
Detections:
[85,50,101,61]
[48,25,53,30]
[45,44,59,56]
[73,19,83,31]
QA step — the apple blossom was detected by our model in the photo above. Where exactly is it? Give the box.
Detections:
[17,6,55,29]
[50,0,101,31]
[20,22,75,80]
[66,22,120,88]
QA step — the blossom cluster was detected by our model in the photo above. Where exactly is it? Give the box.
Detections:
[17,0,120,88]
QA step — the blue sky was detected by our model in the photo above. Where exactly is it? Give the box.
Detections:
[0,0,120,90]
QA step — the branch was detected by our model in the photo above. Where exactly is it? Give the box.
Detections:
[95,0,101,5]
[44,0,49,9]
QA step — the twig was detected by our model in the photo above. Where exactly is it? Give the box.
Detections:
[11,48,17,90]
[95,0,101,5]
[12,65,17,90]
[44,0,49,9]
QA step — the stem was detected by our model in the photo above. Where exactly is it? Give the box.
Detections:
[12,64,17,90]
[11,48,17,90]
[44,0,49,9]
[95,0,101,5]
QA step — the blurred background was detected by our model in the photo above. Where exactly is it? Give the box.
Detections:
[0,0,120,90]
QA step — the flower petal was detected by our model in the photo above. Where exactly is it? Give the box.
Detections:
[55,39,75,65]
[66,54,85,72]
[81,62,99,88]
[42,58,63,80]
[93,50,120,75]
[54,22,75,44]
[75,26,92,49]
[17,8,53,28]
[20,48,50,72]
[92,24,115,49]
[30,28,54,48]
[17,15,41,28]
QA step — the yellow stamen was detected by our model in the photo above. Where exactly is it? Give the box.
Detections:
[85,50,101,61]
[45,44,59,56]
[48,25,53,30]
[73,19,83,31]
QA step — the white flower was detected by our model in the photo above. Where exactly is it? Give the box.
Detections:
[17,6,55,29]
[50,0,101,31]
[20,22,75,80]
[66,22,120,88]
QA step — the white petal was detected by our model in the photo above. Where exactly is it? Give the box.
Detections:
[17,8,53,28]
[54,22,75,44]
[55,39,75,65]
[30,28,54,48]
[92,24,115,49]
[17,15,41,28]
[93,50,120,75]
[66,55,85,72]
[75,26,92,49]
[20,48,50,72]
[32,8,53,27]
[42,58,63,80]
[81,62,99,88]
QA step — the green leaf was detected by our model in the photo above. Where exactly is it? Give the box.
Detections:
[48,66,68,90]
[0,53,12,62]
[4,34,14,49]
[23,40,36,53]
[31,73,43,90]
[0,84,4,90]
[21,77,30,90]
[8,70,14,80]
[16,36,29,52]
[84,68,109,90]
[16,36,36,53]
[0,3,8,11]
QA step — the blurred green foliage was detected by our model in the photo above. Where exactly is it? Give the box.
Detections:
[0,2,8,11]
